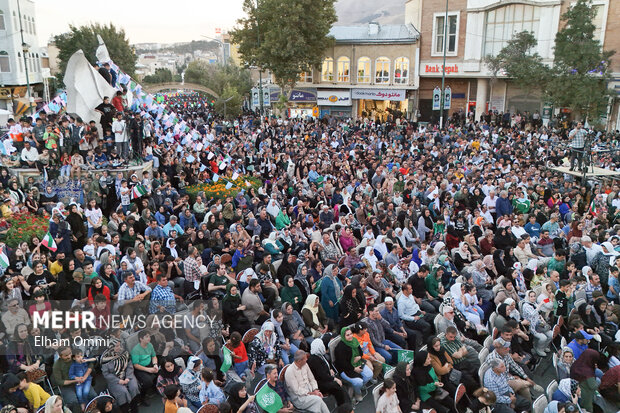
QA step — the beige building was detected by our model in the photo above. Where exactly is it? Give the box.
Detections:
[295,22,419,119]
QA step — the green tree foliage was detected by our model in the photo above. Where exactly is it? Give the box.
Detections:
[548,0,614,120]
[184,60,252,117]
[487,0,615,120]
[54,23,137,77]
[230,0,336,91]
[487,31,548,93]
[142,68,174,84]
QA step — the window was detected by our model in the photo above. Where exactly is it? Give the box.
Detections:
[484,4,541,57]
[375,57,390,84]
[0,11,5,30]
[321,57,333,82]
[299,71,312,83]
[433,13,459,56]
[32,17,36,34]
[336,57,350,82]
[12,11,16,29]
[591,3,605,42]
[394,57,409,84]
[0,51,9,72]
[17,52,22,72]
[357,57,371,83]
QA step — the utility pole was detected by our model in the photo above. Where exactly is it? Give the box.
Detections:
[438,0,449,129]
[16,0,31,115]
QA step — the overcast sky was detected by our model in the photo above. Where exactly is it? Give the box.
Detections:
[35,0,247,45]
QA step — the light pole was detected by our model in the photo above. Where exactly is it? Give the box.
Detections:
[438,0,449,129]
[222,96,234,118]
[200,35,226,65]
[254,0,264,120]
[16,0,31,115]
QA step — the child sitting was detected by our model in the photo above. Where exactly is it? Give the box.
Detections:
[68,349,96,411]
[226,332,249,380]
[17,372,50,410]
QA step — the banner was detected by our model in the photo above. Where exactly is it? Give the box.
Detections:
[444,86,452,110]
[317,90,351,106]
[396,349,414,363]
[352,88,406,101]
[432,87,441,110]
[255,384,283,413]
[220,346,232,373]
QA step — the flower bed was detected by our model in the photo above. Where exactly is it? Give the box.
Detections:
[185,175,262,202]
[5,212,50,247]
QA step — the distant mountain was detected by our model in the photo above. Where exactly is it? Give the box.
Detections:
[335,0,405,25]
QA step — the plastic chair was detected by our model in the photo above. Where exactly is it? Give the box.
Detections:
[242,328,259,344]
[372,383,382,407]
[478,347,489,365]
[478,362,491,386]
[532,395,548,413]
[454,383,468,412]
[546,380,558,402]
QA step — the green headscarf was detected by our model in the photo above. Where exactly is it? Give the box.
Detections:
[340,327,362,367]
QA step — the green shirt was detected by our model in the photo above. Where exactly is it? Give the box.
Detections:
[424,275,440,298]
[547,257,565,275]
[417,367,439,401]
[131,343,156,367]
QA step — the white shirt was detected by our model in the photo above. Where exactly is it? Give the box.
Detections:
[21,146,39,162]
[84,208,103,229]
[112,119,126,143]
[482,195,497,212]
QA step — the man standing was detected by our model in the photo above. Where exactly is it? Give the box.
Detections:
[182,246,201,298]
[94,96,116,133]
[284,351,330,413]
[112,112,128,160]
[568,122,586,171]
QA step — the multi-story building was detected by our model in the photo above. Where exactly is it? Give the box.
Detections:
[296,22,419,119]
[408,0,619,129]
[0,0,43,113]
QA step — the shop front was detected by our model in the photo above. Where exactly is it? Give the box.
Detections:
[317,90,352,118]
[286,88,317,118]
[418,76,471,123]
[352,88,409,121]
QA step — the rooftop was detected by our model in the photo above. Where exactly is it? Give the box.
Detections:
[329,22,419,44]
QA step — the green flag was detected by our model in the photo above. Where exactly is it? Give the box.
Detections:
[220,346,232,373]
[382,363,394,375]
[255,383,283,413]
[397,349,414,363]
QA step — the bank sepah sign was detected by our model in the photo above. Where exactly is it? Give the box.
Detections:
[352,89,406,101]
[317,90,352,106]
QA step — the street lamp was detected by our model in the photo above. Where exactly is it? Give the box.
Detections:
[200,35,226,65]
[439,0,449,129]
[16,0,32,115]
[221,96,234,118]
[253,0,264,120]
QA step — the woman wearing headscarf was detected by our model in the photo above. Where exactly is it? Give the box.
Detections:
[301,294,328,337]
[453,242,472,271]
[445,225,461,251]
[281,302,312,347]
[280,275,303,311]
[270,309,298,365]
[340,284,363,327]
[427,336,477,392]
[320,264,343,324]
[6,323,41,374]
[570,349,600,412]
[493,249,508,277]
[374,235,389,260]
[228,382,258,413]
[417,208,433,242]
[412,350,452,413]
[247,321,282,375]
[100,338,140,413]
[482,254,498,280]
[178,356,203,410]
[552,378,581,404]
[334,327,373,402]
[362,246,379,272]
[65,204,86,251]
[0,373,29,413]
[393,361,421,413]
[222,284,251,334]
[307,339,350,405]
[294,263,311,297]
[156,356,182,398]
[557,347,575,381]
[522,290,553,357]
[43,395,71,413]
[164,238,180,260]
[493,227,514,251]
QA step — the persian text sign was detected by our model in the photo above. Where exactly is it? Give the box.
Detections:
[352,89,406,101]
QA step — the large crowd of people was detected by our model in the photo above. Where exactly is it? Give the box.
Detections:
[0,87,619,413]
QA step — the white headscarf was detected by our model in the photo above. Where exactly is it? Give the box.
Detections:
[179,356,202,386]
[374,235,389,258]
[363,246,378,271]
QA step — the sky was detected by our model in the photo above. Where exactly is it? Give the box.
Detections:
[35,0,247,45]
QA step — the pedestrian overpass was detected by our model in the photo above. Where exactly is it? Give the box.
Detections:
[143,82,219,99]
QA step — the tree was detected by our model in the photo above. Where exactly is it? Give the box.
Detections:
[548,0,614,120]
[230,0,336,92]
[54,23,137,78]
[184,60,252,117]
[486,31,549,94]
[488,0,615,121]
[142,68,174,84]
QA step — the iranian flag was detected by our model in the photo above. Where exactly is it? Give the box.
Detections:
[0,246,9,268]
[41,232,58,252]
[589,200,597,217]
[131,185,147,200]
